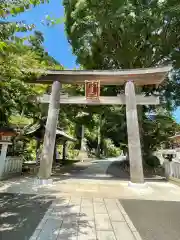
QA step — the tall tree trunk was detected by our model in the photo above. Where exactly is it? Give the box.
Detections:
[62,141,67,164]
[96,114,102,158]
[53,141,57,165]
[36,139,41,165]
[136,86,145,158]
[80,125,85,151]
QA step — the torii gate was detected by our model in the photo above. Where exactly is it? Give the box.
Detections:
[32,66,171,184]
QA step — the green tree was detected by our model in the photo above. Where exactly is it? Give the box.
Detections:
[63,0,180,68]
[63,0,180,157]
[0,0,61,126]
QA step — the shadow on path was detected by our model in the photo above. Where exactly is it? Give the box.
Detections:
[51,159,167,182]
[107,160,166,181]
[106,161,130,179]
[0,193,53,240]
[0,192,98,240]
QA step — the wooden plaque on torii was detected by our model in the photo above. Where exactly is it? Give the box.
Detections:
[85,80,100,100]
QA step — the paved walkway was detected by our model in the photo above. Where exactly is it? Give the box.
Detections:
[29,196,141,240]
[79,157,126,176]
[1,158,180,239]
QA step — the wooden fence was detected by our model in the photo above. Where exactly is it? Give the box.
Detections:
[0,157,23,180]
[164,160,180,180]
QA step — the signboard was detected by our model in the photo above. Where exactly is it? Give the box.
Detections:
[85,80,100,100]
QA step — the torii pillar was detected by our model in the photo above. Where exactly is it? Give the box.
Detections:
[38,81,61,179]
[125,81,144,183]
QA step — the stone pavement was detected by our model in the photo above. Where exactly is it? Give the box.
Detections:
[1,158,180,240]
[1,175,180,201]
[1,176,180,240]
[29,196,141,240]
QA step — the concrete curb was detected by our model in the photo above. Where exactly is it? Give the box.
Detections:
[169,176,180,186]
[116,200,143,240]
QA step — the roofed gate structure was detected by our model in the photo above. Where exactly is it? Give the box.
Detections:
[31,66,171,184]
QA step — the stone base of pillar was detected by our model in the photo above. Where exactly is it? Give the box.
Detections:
[128,181,147,189]
[34,178,53,186]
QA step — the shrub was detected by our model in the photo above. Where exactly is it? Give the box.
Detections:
[103,139,122,157]
[144,155,160,168]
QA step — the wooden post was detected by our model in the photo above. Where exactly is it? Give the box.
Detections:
[96,115,101,157]
[38,81,61,179]
[35,139,40,165]
[62,140,67,163]
[80,125,85,150]
[53,141,57,164]
[78,125,88,162]
[125,81,144,183]
[0,143,9,178]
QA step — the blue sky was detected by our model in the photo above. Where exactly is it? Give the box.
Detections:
[174,107,180,123]
[11,0,77,68]
[9,0,180,123]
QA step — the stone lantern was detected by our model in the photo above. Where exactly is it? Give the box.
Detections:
[76,112,89,162]
[0,127,17,179]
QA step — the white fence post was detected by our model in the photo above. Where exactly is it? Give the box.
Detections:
[164,160,180,180]
[0,142,23,180]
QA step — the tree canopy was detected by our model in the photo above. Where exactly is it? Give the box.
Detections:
[63,0,180,157]
[0,0,62,126]
[63,0,180,69]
